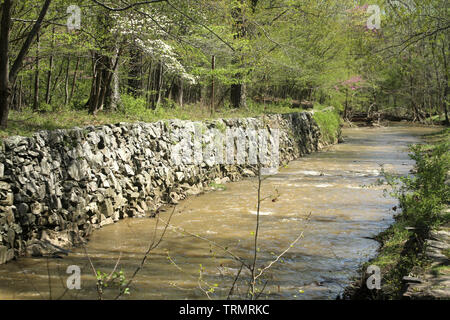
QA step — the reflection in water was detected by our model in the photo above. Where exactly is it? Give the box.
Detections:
[0,125,439,300]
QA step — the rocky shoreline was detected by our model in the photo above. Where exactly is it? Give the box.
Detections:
[0,111,339,264]
[403,224,450,299]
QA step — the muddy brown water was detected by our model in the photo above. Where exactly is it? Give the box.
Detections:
[0,124,440,300]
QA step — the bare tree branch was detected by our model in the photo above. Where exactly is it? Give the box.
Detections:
[90,0,167,12]
[114,205,177,299]
[166,0,236,52]
[9,0,52,84]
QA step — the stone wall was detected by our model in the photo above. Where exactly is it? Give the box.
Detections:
[0,111,338,264]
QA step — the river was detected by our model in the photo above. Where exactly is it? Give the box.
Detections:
[0,124,439,300]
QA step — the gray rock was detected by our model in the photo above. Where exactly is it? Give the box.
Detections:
[175,172,184,182]
[0,246,7,264]
[100,217,114,227]
[17,203,29,215]
[67,159,90,181]
[4,206,15,224]
[124,164,135,176]
[0,181,10,190]
[7,228,15,247]
[100,199,114,217]
[0,192,13,206]
[4,136,28,150]
[6,249,14,262]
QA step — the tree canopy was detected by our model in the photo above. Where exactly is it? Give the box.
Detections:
[0,0,448,131]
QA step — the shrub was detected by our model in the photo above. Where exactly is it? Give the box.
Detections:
[382,136,450,232]
[312,108,341,144]
[121,94,148,116]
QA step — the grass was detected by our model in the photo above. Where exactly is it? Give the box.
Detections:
[209,182,227,191]
[356,221,429,299]
[431,265,450,277]
[312,105,342,144]
[423,113,449,125]
[422,127,450,145]
[444,248,450,260]
[0,97,302,139]
[346,127,449,299]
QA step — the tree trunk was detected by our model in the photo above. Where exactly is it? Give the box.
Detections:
[49,58,64,105]
[128,46,142,96]
[230,2,247,109]
[0,0,13,128]
[441,39,449,125]
[88,52,114,114]
[145,62,152,108]
[0,0,52,128]
[69,56,80,103]
[231,81,246,109]
[151,60,163,109]
[171,77,184,108]
[18,76,22,110]
[110,51,121,111]
[176,78,184,108]
[64,57,70,106]
[45,26,55,104]
[33,32,40,110]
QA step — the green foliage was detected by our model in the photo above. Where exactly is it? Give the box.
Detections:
[382,135,450,231]
[96,268,130,296]
[121,94,148,116]
[2,0,448,131]
[215,120,227,134]
[209,182,226,190]
[312,107,341,145]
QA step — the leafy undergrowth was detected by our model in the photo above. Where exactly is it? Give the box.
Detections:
[342,127,450,300]
[312,105,342,145]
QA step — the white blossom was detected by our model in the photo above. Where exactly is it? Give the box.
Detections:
[111,11,197,84]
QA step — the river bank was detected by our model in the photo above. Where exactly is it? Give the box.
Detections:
[0,109,341,265]
[0,123,435,300]
[340,127,449,300]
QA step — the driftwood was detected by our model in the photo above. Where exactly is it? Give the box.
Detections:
[349,112,414,123]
